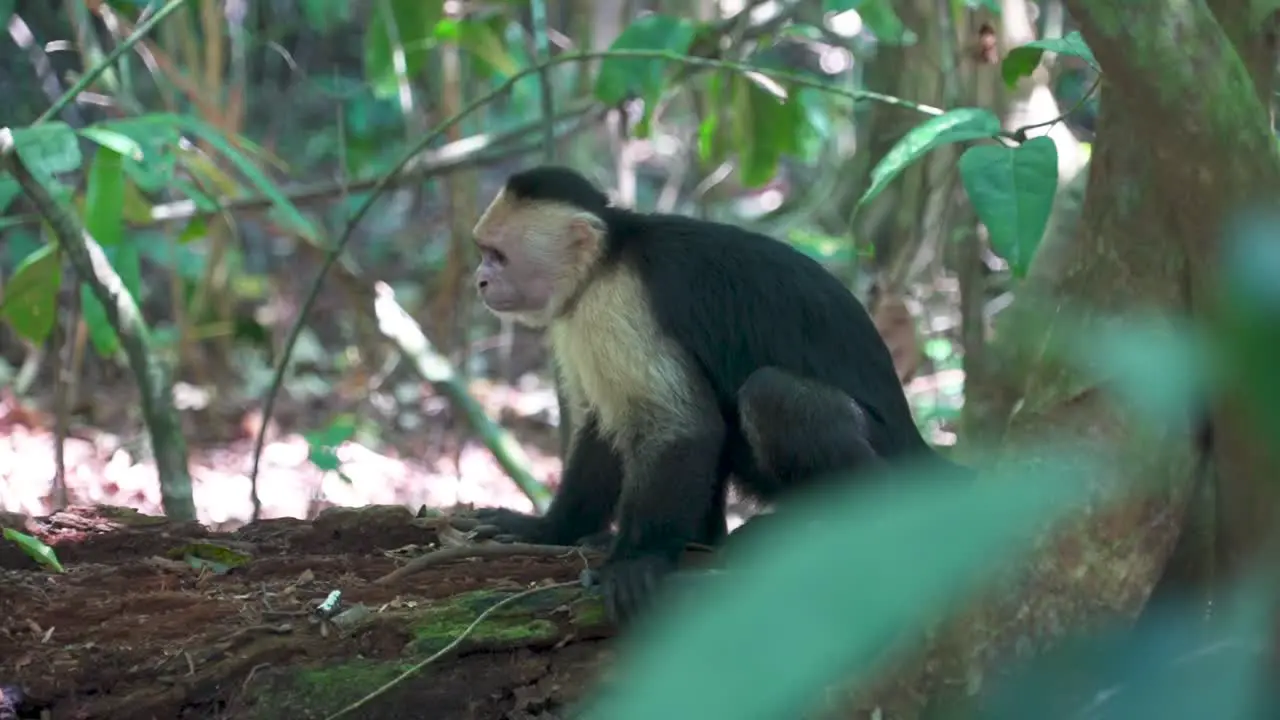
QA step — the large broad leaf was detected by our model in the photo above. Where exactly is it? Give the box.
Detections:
[958,136,1059,278]
[731,73,804,188]
[858,107,1002,209]
[0,243,62,343]
[364,0,443,99]
[1002,31,1099,87]
[577,448,1097,720]
[594,15,698,105]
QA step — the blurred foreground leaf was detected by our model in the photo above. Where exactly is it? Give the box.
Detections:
[580,447,1101,720]
[982,581,1274,719]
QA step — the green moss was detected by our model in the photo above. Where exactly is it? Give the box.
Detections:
[240,658,410,719]
[235,588,609,718]
[408,587,599,654]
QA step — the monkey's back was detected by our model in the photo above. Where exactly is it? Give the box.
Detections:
[605,210,928,459]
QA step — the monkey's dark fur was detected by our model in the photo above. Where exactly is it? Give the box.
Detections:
[471,165,959,623]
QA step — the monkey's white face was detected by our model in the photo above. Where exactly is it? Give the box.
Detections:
[472,190,604,328]
[473,238,558,327]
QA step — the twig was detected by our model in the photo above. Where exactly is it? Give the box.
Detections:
[0,128,196,521]
[1008,75,1102,141]
[35,0,193,125]
[322,581,580,720]
[375,542,589,584]
[250,48,947,508]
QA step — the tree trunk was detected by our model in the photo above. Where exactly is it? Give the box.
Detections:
[847,2,1280,717]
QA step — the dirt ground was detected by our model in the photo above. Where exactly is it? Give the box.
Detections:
[0,502,620,719]
[0,375,624,720]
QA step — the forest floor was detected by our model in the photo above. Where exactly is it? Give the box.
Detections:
[0,345,962,719]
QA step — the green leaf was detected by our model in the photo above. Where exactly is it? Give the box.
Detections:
[80,238,142,357]
[2,528,65,573]
[89,117,180,192]
[731,73,804,188]
[437,16,519,78]
[79,144,133,357]
[0,0,14,26]
[1002,31,1099,87]
[305,414,359,473]
[79,127,144,161]
[2,230,42,268]
[594,15,698,105]
[0,243,62,343]
[179,116,321,241]
[578,448,1097,720]
[84,146,126,247]
[300,0,353,31]
[958,0,1001,12]
[364,0,444,98]
[10,123,83,178]
[858,107,1002,209]
[306,414,360,448]
[858,0,915,45]
[138,232,207,281]
[959,136,1058,278]
[0,176,21,215]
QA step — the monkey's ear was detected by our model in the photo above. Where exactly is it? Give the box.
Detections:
[567,211,605,256]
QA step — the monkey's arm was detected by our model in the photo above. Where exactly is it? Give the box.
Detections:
[598,399,727,622]
[475,413,623,545]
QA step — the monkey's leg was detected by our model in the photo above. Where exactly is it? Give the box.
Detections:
[475,414,623,545]
[724,367,882,547]
[736,366,882,491]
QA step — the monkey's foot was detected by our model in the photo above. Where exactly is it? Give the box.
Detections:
[595,555,678,624]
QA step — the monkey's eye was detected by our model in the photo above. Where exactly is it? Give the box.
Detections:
[484,248,507,265]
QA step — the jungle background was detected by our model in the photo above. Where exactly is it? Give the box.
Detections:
[2,0,1279,719]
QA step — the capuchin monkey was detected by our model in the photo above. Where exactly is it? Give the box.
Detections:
[469,166,962,623]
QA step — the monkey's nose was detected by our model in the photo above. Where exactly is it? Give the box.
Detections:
[477,279,489,290]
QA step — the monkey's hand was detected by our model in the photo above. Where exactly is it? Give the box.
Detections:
[470,508,551,544]
[589,554,678,624]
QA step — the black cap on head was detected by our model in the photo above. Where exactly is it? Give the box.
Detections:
[506,165,610,213]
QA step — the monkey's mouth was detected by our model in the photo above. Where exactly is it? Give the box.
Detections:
[479,296,521,314]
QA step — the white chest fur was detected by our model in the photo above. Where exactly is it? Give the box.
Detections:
[549,269,695,444]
